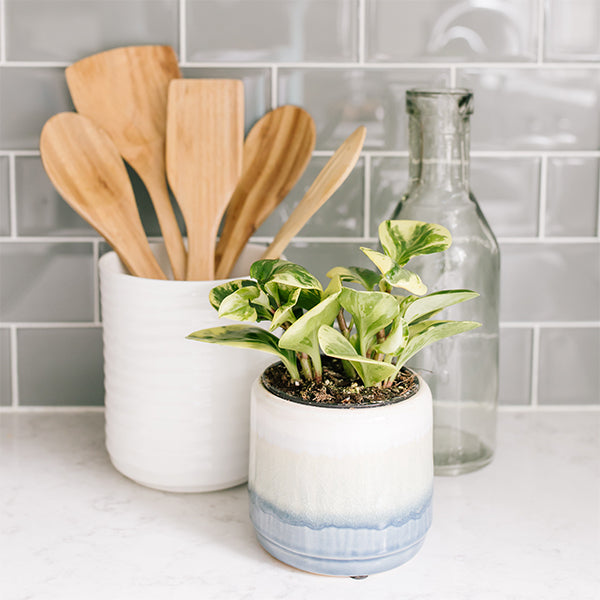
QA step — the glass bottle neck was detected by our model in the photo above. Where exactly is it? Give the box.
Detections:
[407,91,472,193]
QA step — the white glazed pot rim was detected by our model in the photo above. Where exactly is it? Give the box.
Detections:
[259,361,421,410]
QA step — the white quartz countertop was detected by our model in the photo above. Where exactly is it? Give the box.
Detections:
[1,410,598,600]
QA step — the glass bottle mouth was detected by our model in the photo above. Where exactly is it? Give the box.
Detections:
[406,88,474,116]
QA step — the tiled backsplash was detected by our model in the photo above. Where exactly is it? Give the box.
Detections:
[0,0,598,409]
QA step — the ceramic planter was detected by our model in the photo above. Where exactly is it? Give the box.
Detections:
[249,368,433,576]
[98,243,272,493]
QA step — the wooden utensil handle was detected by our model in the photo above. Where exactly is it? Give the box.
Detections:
[261,126,366,260]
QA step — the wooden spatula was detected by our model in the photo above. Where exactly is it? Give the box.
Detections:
[261,126,367,260]
[214,105,315,279]
[166,79,244,280]
[40,112,166,279]
[65,45,187,280]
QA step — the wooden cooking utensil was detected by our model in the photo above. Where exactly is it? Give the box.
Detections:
[214,105,315,279]
[261,126,367,260]
[166,79,244,281]
[40,112,166,280]
[65,45,187,280]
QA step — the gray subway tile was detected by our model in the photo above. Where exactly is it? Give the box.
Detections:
[17,327,104,406]
[370,156,540,239]
[545,0,600,61]
[538,327,600,405]
[499,242,600,322]
[122,163,187,239]
[181,67,271,136]
[5,0,178,62]
[278,68,451,151]
[369,157,409,235]
[0,328,11,406]
[187,0,357,63]
[367,0,538,62]
[471,157,540,238]
[456,68,600,150]
[0,242,95,322]
[15,157,93,236]
[255,157,364,238]
[0,157,9,236]
[498,327,532,405]
[545,157,599,237]
[0,68,74,150]
[15,156,185,239]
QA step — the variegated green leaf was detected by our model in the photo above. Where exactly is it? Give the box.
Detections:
[403,289,479,324]
[379,220,452,266]
[360,247,427,294]
[217,286,260,321]
[384,265,427,295]
[209,279,259,311]
[279,293,341,373]
[339,287,400,355]
[360,247,395,274]
[326,266,381,291]
[396,319,481,368]
[270,288,302,331]
[323,273,343,298]
[186,324,299,380]
[373,315,408,355]
[250,259,322,290]
[318,325,397,387]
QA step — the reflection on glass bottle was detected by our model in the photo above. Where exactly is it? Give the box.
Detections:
[393,89,500,475]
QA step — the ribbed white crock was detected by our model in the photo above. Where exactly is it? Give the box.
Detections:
[99,243,272,492]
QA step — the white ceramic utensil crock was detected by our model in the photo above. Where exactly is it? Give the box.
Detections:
[99,243,272,492]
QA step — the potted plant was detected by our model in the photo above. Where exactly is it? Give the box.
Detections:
[187,220,480,577]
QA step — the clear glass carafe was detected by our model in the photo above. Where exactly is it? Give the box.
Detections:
[392,89,500,475]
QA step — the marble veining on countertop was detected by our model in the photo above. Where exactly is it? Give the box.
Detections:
[0,410,598,600]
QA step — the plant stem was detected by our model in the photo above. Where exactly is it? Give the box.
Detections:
[337,310,350,338]
[311,353,323,383]
[299,352,313,380]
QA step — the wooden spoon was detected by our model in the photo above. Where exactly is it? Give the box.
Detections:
[40,112,166,280]
[65,45,187,280]
[214,105,315,279]
[166,79,244,280]
[261,126,367,260]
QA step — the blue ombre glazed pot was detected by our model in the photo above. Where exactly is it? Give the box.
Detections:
[248,367,433,577]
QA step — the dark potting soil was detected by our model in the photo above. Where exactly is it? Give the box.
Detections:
[261,357,419,408]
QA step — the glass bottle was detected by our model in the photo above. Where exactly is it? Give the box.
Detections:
[392,89,500,475]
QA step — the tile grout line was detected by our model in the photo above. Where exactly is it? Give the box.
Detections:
[0,322,102,328]
[8,153,17,237]
[2,320,597,329]
[92,240,100,325]
[530,325,541,407]
[537,154,548,238]
[5,60,600,70]
[596,157,600,236]
[245,235,600,244]
[363,154,371,238]
[450,65,457,87]
[536,0,546,63]
[3,149,600,159]
[9,326,18,407]
[0,406,105,413]
[271,65,278,108]
[179,0,187,63]
[0,0,5,63]
[357,0,366,64]
[500,321,600,328]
